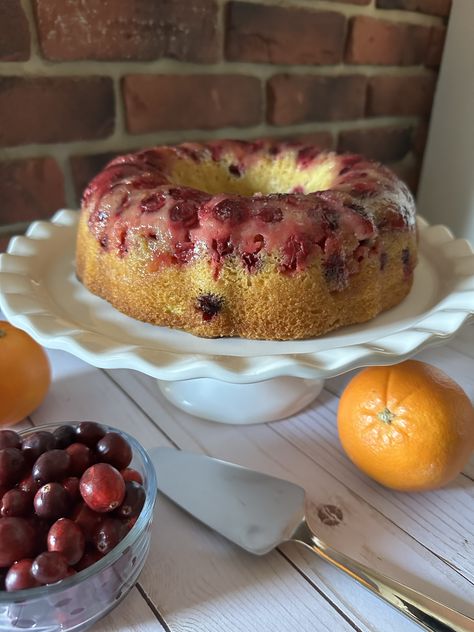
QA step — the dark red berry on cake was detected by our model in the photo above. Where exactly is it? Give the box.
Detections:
[242,252,260,273]
[31,551,69,585]
[258,206,283,223]
[325,253,348,291]
[170,201,199,229]
[0,518,35,567]
[297,146,320,168]
[140,192,167,214]
[228,164,241,177]
[196,294,224,321]
[280,234,314,273]
[5,559,40,591]
[0,430,21,450]
[213,199,248,224]
[80,463,126,513]
[96,432,132,471]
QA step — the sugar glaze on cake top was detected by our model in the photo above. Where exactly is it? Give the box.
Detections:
[82,140,416,289]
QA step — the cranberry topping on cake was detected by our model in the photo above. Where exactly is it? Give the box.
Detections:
[83,140,416,289]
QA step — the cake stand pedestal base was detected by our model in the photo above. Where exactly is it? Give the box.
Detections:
[157,377,324,424]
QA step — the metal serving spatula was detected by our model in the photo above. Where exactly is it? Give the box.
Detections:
[150,448,474,632]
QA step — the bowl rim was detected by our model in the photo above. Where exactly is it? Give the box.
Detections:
[0,422,157,603]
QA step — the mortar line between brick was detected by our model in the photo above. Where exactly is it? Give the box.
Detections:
[0,115,421,161]
[0,60,437,79]
[222,0,446,26]
[20,0,41,59]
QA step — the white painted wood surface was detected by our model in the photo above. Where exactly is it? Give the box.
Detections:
[19,323,474,631]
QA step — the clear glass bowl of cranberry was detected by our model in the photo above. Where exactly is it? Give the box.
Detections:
[0,422,157,632]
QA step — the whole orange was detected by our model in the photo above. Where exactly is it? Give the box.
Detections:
[337,360,474,491]
[0,321,51,426]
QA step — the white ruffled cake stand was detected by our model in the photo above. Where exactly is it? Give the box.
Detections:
[1,210,473,424]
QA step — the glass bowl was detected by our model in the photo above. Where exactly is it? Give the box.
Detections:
[0,423,157,632]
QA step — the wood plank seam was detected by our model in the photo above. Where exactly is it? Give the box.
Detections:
[136,583,173,632]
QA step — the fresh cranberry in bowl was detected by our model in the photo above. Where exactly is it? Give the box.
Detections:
[0,422,157,632]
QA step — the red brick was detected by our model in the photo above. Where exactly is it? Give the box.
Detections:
[33,0,218,63]
[226,2,345,65]
[368,75,436,117]
[426,25,446,68]
[338,125,412,162]
[123,75,262,134]
[267,75,367,126]
[0,0,30,61]
[346,16,430,65]
[325,0,370,4]
[0,158,66,223]
[0,77,114,146]
[71,152,119,202]
[279,131,334,149]
[376,0,451,17]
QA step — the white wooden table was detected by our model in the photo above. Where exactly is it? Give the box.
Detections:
[13,320,474,632]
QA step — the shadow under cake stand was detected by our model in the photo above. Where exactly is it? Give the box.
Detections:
[1,210,473,424]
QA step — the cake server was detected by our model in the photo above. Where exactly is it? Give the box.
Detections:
[150,447,474,632]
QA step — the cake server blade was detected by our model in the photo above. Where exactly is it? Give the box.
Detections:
[150,447,474,632]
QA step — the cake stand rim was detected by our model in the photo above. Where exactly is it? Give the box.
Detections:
[0,209,473,383]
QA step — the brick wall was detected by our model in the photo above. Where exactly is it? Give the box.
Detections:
[0,0,450,240]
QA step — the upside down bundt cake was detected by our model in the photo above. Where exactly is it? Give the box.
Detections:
[76,140,417,340]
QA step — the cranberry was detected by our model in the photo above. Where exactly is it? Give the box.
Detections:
[0,518,35,567]
[80,464,125,513]
[62,476,80,500]
[121,468,143,485]
[34,483,70,521]
[169,201,199,228]
[66,443,92,476]
[33,449,71,485]
[93,518,127,555]
[22,431,56,461]
[325,253,348,291]
[1,489,31,518]
[31,551,69,585]
[0,430,21,450]
[258,206,283,223]
[75,422,105,448]
[195,293,224,322]
[140,192,166,213]
[228,164,241,177]
[297,146,320,168]
[0,448,25,486]
[213,199,248,224]
[72,502,103,542]
[18,473,40,497]
[53,425,76,449]
[48,518,85,566]
[116,481,146,520]
[280,234,314,273]
[75,548,103,572]
[28,517,50,554]
[242,252,259,273]
[5,559,40,591]
[96,433,132,471]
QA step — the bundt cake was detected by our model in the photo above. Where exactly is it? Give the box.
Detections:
[76,140,417,340]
